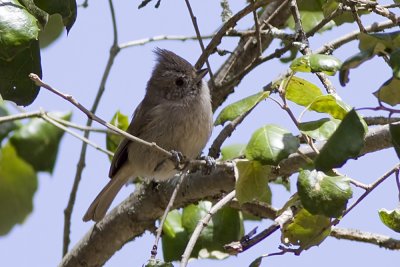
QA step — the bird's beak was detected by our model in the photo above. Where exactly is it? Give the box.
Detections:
[195,68,208,83]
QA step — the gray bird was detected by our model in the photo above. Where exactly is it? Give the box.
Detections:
[83,49,213,222]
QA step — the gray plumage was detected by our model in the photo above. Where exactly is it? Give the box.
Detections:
[83,49,213,222]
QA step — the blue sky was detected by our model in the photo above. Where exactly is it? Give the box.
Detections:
[1,1,399,266]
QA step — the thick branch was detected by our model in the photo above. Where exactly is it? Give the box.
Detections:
[60,163,236,267]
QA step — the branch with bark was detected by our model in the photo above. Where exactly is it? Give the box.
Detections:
[59,121,397,267]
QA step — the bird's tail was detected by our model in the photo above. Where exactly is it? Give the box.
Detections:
[82,170,129,222]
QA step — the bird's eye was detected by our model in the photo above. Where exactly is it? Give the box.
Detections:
[175,78,184,86]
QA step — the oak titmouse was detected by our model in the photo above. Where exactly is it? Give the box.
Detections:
[83,49,213,222]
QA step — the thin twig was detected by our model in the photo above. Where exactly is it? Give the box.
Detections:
[195,0,271,70]
[184,0,214,85]
[395,170,400,202]
[0,110,43,122]
[208,103,260,158]
[225,202,299,255]
[41,114,113,157]
[47,114,108,133]
[29,74,172,159]
[252,0,262,57]
[331,227,400,250]
[349,178,369,190]
[316,19,400,54]
[119,34,214,49]
[306,5,342,37]
[180,190,237,267]
[151,171,190,260]
[290,0,336,94]
[350,4,367,33]
[60,0,120,256]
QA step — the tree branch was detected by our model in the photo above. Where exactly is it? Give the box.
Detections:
[331,227,400,250]
[59,121,396,266]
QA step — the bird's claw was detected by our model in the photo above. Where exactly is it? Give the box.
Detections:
[201,155,216,175]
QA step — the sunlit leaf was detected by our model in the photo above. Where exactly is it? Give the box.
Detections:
[215,91,269,126]
[245,125,300,165]
[281,208,331,250]
[299,118,340,141]
[290,54,342,75]
[236,160,272,204]
[163,201,243,262]
[308,95,351,120]
[106,111,129,160]
[379,208,400,233]
[0,143,37,235]
[373,77,400,106]
[297,169,352,218]
[0,0,39,61]
[284,76,323,107]
[389,49,400,79]
[315,109,367,171]
[220,144,246,160]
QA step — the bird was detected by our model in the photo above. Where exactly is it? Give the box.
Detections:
[83,48,213,222]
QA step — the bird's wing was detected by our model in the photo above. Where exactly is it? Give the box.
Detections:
[108,97,155,178]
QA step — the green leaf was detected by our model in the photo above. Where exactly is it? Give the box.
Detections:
[245,125,300,165]
[33,0,77,32]
[162,210,189,262]
[298,118,340,141]
[286,0,335,33]
[144,259,174,267]
[220,144,246,160]
[322,0,373,26]
[0,0,39,61]
[249,256,263,267]
[339,49,375,86]
[315,109,367,172]
[389,49,400,79]
[0,143,37,235]
[0,40,42,106]
[0,104,20,143]
[106,111,129,160]
[379,208,400,233]
[236,160,272,204]
[308,94,351,120]
[214,91,269,126]
[389,123,400,159]
[38,14,64,49]
[359,31,400,54]
[290,54,342,75]
[9,111,71,172]
[373,77,400,106]
[297,169,352,218]
[281,208,331,250]
[163,201,243,262]
[284,76,323,106]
